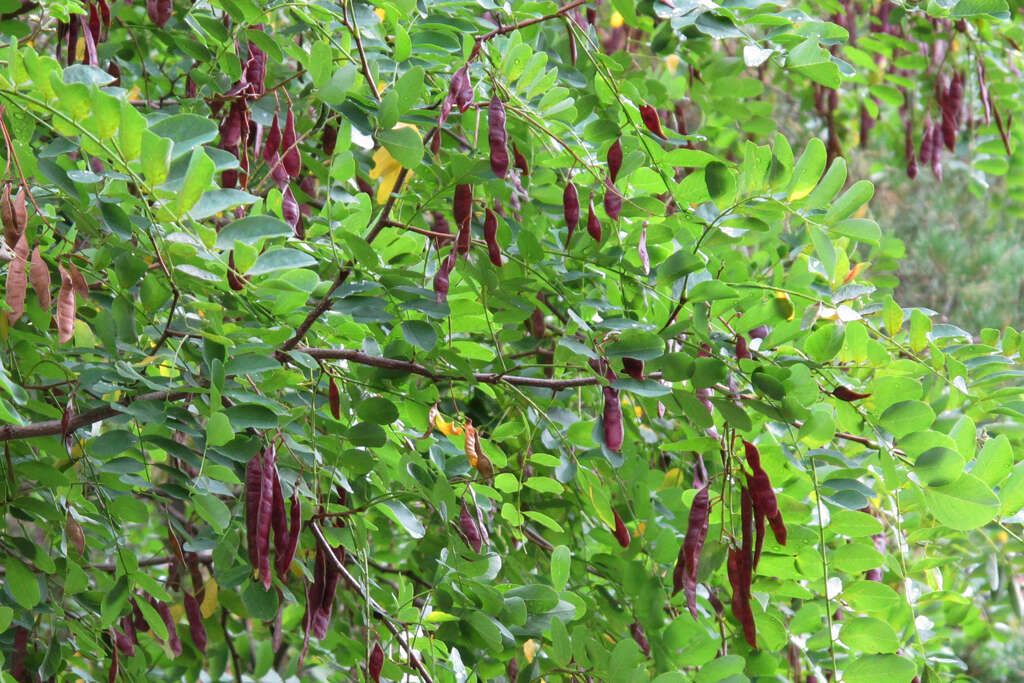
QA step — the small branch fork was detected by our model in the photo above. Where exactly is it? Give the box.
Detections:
[310,522,435,683]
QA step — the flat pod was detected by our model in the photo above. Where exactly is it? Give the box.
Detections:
[563,181,579,232]
[602,384,623,451]
[183,591,207,653]
[460,502,482,552]
[608,138,623,183]
[328,376,340,419]
[639,104,666,139]
[6,235,28,326]
[369,642,384,683]
[603,180,621,220]
[513,143,529,176]
[282,108,301,178]
[612,508,630,548]
[483,208,501,267]
[449,64,474,113]
[586,197,601,242]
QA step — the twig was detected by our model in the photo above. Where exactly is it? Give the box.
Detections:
[222,610,244,683]
[383,219,456,241]
[310,522,435,683]
[470,0,588,59]
[343,0,380,102]
[151,291,179,353]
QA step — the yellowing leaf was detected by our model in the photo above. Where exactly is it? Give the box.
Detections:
[610,11,624,27]
[434,414,463,436]
[661,468,685,490]
[524,639,538,663]
[464,423,479,467]
[665,54,680,72]
[199,578,219,618]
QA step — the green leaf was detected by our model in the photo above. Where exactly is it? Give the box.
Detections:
[973,434,1012,486]
[704,161,734,201]
[688,279,738,302]
[402,320,437,352]
[950,0,1009,17]
[215,215,292,249]
[914,447,964,487]
[4,556,39,609]
[605,330,664,361]
[149,114,219,160]
[175,147,216,217]
[249,248,317,276]
[804,323,845,363]
[379,126,423,169]
[550,545,570,591]
[192,492,231,532]
[879,400,935,439]
[206,411,233,448]
[356,397,399,424]
[843,655,916,683]
[380,500,425,538]
[140,130,173,187]
[829,218,881,246]
[924,473,999,530]
[786,138,826,200]
[824,180,874,224]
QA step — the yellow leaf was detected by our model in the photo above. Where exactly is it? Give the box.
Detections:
[774,291,795,321]
[199,577,219,618]
[369,147,401,180]
[434,414,463,436]
[660,468,685,490]
[375,8,386,21]
[665,54,681,73]
[464,423,479,467]
[634,521,646,537]
[610,11,624,28]
[377,167,403,204]
[524,639,538,663]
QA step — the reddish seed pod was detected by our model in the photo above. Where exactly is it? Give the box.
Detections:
[283,109,301,178]
[434,251,456,303]
[369,642,384,682]
[513,143,529,176]
[677,485,710,619]
[629,622,650,657]
[271,469,288,567]
[735,334,751,360]
[460,502,482,553]
[622,357,644,380]
[586,197,601,242]
[748,469,779,520]
[639,104,667,139]
[563,181,579,233]
[905,121,918,180]
[748,325,770,340]
[227,251,245,291]
[753,509,765,569]
[488,96,509,178]
[603,385,624,452]
[449,64,474,113]
[258,447,278,589]
[328,376,340,419]
[484,208,502,267]
[454,184,473,245]
[832,386,871,401]
[322,123,338,156]
[113,627,135,657]
[740,487,754,589]
[612,508,630,548]
[529,307,545,338]
[276,491,301,578]
[768,512,787,545]
[743,440,762,471]
[603,180,621,220]
[608,138,623,183]
[282,186,302,238]
[183,591,207,654]
[919,116,933,164]
[263,114,281,164]
[147,0,171,27]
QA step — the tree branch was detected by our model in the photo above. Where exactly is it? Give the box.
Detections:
[310,522,435,683]
[471,0,587,58]
[0,389,193,443]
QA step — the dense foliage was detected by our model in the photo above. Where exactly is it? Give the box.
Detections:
[4,0,1024,681]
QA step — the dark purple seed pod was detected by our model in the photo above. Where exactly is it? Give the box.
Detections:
[587,198,601,242]
[147,0,171,27]
[513,144,529,176]
[608,138,623,183]
[460,502,482,552]
[622,357,644,380]
[484,208,502,267]
[283,109,301,178]
[563,181,579,233]
[449,64,474,113]
[369,642,384,682]
[488,96,509,178]
[612,508,630,548]
[602,385,623,452]
[263,114,281,164]
[735,335,751,360]
[183,591,207,654]
[603,180,622,220]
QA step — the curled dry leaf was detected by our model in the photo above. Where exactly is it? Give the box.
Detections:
[56,263,76,343]
[66,511,86,556]
[29,247,51,310]
[6,234,28,326]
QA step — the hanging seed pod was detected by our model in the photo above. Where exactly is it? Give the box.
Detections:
[977,62,992,125]
[246,448,272,586]
[930,122,943,181]
[586,197,601,242]
[612,508,630,548]
[183,591,207,653]
[2,184,16,248]
[28,246,50,311]
[905,120,918,180]
[282,186,302,238]
[753,507,765,569]
[433,251,456,303]
[321,122,338,156]
[639,104,667,139]
[629,622,650,657]
[832,386,871,401]
[276,491,301,578]
[151,598,183,656]
[513,143,529,176]
[449,64,474,113]
[227,251,245,291]
[608,138,623,182]
[454,184,473,253]
[147,0,171,27]
[748,325,770,340]
[328,376,340,419]
[740,487,754,585]
[55,260,76,342]
[488,96,509,178]
[263,114,281,164]
[529,307,545,338]
[283,109,301,178]
[727,547,757,649]
[460,502,482,553]
[603,384,624,452]
[563,181,579,234]
[369,642,384,683]
[918,116,933,164]
[621,357,644,380]
[483,208,502,267]
[676,484,710,619]
[603,180,622,220]
[735,334,751,360]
